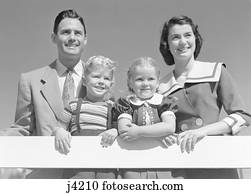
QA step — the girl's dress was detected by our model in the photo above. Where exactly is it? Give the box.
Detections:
[115,93,180,179]
[61,98,117,179]
[158,61,251,178]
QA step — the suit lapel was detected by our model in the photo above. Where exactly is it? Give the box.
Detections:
[40,61,65,121]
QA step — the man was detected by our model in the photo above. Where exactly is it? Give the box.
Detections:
[1,9,87,178]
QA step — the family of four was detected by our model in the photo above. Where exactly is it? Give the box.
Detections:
[1,9,250,179]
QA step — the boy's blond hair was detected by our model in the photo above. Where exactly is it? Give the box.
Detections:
[84,56,116,82]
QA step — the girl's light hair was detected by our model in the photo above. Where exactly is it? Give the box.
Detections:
[84,55,116,82]
[127,57,160,93]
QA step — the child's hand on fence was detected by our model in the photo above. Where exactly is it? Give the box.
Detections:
[160,133,178,148]
[100,128,118,147]
[54,127,72,155]
[119,123,140,141]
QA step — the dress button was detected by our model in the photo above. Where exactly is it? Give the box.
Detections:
[181,124,188,131]
[195,118,203,126]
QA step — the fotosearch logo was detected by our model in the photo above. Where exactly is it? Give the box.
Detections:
[65,180,184,193]
[102,180,184,191]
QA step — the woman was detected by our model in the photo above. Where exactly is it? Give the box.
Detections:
[158,15,251,178]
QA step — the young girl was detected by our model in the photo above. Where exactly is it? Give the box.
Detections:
[53,55,118,179]
[115,57,177,179]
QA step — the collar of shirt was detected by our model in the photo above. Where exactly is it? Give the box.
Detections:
[55,59,83,77]
[128,93,163,106]
[55,59,84,97]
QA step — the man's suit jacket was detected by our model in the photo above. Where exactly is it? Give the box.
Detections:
[0,60,86,178]
[4,60,86,136]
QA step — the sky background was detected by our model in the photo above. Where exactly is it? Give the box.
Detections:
[0,0,251,131]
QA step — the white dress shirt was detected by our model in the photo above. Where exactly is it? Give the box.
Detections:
[55,59,84,98]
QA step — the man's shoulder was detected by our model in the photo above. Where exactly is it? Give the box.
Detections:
[21,61,56,79]
[23,66,48,75]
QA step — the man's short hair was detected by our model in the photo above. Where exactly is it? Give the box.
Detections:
[53,9,87,36]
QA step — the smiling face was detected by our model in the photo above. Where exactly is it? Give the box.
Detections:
[129,64,159,100]
[168,24,196,62]
[84,66,113,102]
[52,18,87,66]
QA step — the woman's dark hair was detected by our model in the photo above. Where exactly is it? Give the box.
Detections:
[53,9,87,36]
[159,15,203,66]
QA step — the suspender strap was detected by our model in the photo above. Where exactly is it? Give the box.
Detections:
[106,102,112,130]
[76,98,83,133]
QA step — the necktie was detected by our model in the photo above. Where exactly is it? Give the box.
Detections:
[62,69,75,108]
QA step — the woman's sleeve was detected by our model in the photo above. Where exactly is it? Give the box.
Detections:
[218,66,251,134]
[158,96,178,119]
[113,97,133,122]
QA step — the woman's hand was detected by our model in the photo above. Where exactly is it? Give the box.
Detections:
[119,123,141,141]
[99,128,118,147]
[177,129,206,153]
[54,127,72,155]
[160,133,178,148]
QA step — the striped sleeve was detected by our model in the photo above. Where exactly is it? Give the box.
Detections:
[57,101,76,130]
[222,113,247,135]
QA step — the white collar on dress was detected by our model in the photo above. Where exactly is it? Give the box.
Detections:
[158,61,223,96]
[128,93,163,106]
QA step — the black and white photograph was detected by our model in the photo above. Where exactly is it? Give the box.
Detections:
[0,0,251,193]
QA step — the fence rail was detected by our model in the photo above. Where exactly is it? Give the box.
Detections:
[0,136,251,168]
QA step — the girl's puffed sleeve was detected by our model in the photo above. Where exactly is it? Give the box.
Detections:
[218,66,251,134]
[157,96,178,119]
[113,97,134,122]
